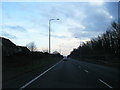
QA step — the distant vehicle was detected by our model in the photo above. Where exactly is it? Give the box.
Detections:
[63,56,67,61]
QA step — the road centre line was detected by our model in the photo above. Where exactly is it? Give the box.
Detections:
[18,60,62,90]
[99,79,113,88]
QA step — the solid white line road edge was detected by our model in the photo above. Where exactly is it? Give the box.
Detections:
[99,79,113,88]
[18,60,62,90]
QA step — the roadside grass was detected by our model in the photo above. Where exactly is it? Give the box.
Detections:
[74,58,120,69]
[2,56,63,84]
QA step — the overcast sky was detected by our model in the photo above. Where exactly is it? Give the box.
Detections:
[1,1,118,55]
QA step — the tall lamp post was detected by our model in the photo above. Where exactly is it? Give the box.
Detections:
[49,18,59,53]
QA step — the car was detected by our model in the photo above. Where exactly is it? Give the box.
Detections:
[63,56,67,61]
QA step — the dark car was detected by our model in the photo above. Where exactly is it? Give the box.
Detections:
[63,56,67,61]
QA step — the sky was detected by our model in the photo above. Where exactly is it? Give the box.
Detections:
[1,1,118,55]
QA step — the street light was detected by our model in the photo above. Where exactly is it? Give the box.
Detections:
[49,18,59,53]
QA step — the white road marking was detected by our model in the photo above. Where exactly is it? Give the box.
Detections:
[18,60,62,90]
[99,79,113,88]
[84,70,88,73]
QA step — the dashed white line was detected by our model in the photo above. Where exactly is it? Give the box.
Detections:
[18,60,62,90]
[84,70,88,73]
[99,79,113,88]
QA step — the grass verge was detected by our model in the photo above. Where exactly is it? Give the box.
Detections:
[73,57,120,69]
[2,56,63,84]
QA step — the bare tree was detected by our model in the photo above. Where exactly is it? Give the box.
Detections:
[69,21,120,62]
[53,51,60,54]
[26,42,37,52]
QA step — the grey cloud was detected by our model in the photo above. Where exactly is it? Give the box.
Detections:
[2,32,17,39]
[105,2,118,20]
[73,31,101,39]
[51,34,67,39]
[69,27,103,40]
[3,25,26,31]
[39,32,67,39]
[67,2,116,40]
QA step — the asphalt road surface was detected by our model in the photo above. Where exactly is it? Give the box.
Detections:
[18,58,120,89]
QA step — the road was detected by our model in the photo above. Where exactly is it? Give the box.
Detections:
[18,58,120,89]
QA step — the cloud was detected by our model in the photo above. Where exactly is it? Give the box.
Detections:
[51,34,67,39]
[37,32,68,39]
[2,2,117,55]
[89,0,105,6]
[2,32,17,39]
[66,19,86,29]
[3,25,26,31]
[65,2,114,41]
[68,27,102,40]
